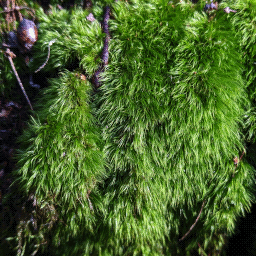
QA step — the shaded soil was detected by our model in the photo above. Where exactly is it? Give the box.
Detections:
[225,204,256,256]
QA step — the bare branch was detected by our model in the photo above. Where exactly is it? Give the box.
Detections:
[179,200,206,242]
[5,48,33,111]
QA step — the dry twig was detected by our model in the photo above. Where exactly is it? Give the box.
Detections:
[0,5,35,14]
[179,200,206,241]
[35,39,56,73]
[5,48,33,111]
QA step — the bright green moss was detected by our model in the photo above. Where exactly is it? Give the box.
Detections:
[94,1,255,255]
[2,0,256,255]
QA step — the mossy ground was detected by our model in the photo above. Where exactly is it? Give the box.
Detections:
[1,0,256,255]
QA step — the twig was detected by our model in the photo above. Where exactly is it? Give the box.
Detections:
[11,0,16,29]
[91,6,111,88]
[0,5,35,20]
[34,39,56,73]
[5,48,33,111]
[179,200,206,241]
[239,150,245,162]
[0,6,35,14]
[5,0,10,31]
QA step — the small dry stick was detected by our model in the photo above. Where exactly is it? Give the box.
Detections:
[35,39,56,73]
[5,0,10,31]
[0,6,35,14]
[5,48,33,111]
[239,150,245,162]
[179,200,206,241]
[0,5,35,20]
[11,0,16,29]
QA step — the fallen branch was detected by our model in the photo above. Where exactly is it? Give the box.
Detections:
[5,48,33,111]
[179,200,206,241]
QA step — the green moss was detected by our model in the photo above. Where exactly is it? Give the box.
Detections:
[94,1,255,254]
[12,71,105,255]
[2,0,256,255]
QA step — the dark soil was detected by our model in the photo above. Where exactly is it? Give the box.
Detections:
[225,204,256,256]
